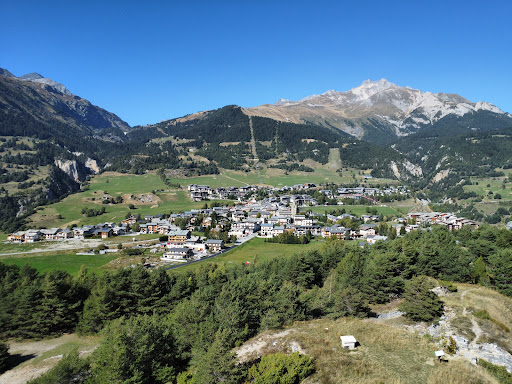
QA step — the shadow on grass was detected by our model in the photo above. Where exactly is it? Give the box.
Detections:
[1,353,36,373]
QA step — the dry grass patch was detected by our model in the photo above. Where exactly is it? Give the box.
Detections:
[451,316,477,343]
[239,317,490,384]
[426,359,498,384]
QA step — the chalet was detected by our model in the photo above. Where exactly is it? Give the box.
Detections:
[183,236,206,251]
[146,223,159,234]
[40,228,61,240]
[25,230,41,243]
[157,224,172,234]
[294,215,313,226]
[319,189,333,198]
[73,226,95,239]
[163,247,193,259]
[98,228,113,239]
[321,226,346,238]
[231,221,260,234]
[330,227,348,239]
[260,223,274,237]
[272,226,286,237]
[121,216,137,226]
[366,235,388,244]
[112,226,126,236]
[57,229,73,239]
[359,224,376,238]
[168,230,191,245]
[293,225,321,237]
[7,232,25,243]
[189,185,212,201]
[231,211,246,222]
[205,239,223,252]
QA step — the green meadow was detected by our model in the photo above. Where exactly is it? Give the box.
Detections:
[1,252,117,275]
[176,237,324,273]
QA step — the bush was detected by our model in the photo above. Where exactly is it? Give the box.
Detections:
[122,248,145,256]
[27,349,90,384]
[247,352,315,384]
[478,359,512,383]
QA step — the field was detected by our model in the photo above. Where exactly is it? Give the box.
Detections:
[27,172,229,229]
[462,168,512,216]
[176,237,324,273]
[0,252,118,275]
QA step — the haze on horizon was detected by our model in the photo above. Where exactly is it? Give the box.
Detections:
[2,0,511,126]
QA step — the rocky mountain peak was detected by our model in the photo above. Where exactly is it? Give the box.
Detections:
[19,72,44,80]
[0,68,15,77]
[249,79,512,142]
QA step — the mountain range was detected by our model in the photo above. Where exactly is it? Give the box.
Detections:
[0,68,129,143]
[250,78,512,143]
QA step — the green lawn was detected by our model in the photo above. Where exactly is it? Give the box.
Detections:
[1,253,117,275]
[176,237,324,273]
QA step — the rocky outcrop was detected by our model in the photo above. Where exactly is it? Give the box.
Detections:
[85,158,101,174]
[54,159,89,183]
[390,160,423,180]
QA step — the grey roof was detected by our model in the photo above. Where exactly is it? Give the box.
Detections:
[168,248,191,253]
[168,230,190,236]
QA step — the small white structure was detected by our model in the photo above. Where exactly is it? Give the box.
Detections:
[435,350,445,361]
[340,335,357,350]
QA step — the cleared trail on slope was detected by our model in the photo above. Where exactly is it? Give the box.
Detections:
[248,116,259,164]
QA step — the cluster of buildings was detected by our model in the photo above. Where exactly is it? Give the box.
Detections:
[188,183,318,202]
[6,224,125,243]
[407,212,478,231]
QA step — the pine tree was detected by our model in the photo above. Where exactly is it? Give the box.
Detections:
[191,330,244,384]
[0,341,9,374]
[400,276,444,322]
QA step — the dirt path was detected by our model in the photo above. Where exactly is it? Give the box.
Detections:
[223,173,250,187]
[235,329,303,363]
[0,334,100,384]
[460,289,484,348]
[0,239,104,257]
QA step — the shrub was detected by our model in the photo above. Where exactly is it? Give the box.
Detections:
[27,349,90,384]
[247,352,315,384]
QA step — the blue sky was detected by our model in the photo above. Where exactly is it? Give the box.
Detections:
[1,0,511,126]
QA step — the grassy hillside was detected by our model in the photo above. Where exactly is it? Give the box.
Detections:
[237,282,512,383]
[237,317,498,384]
